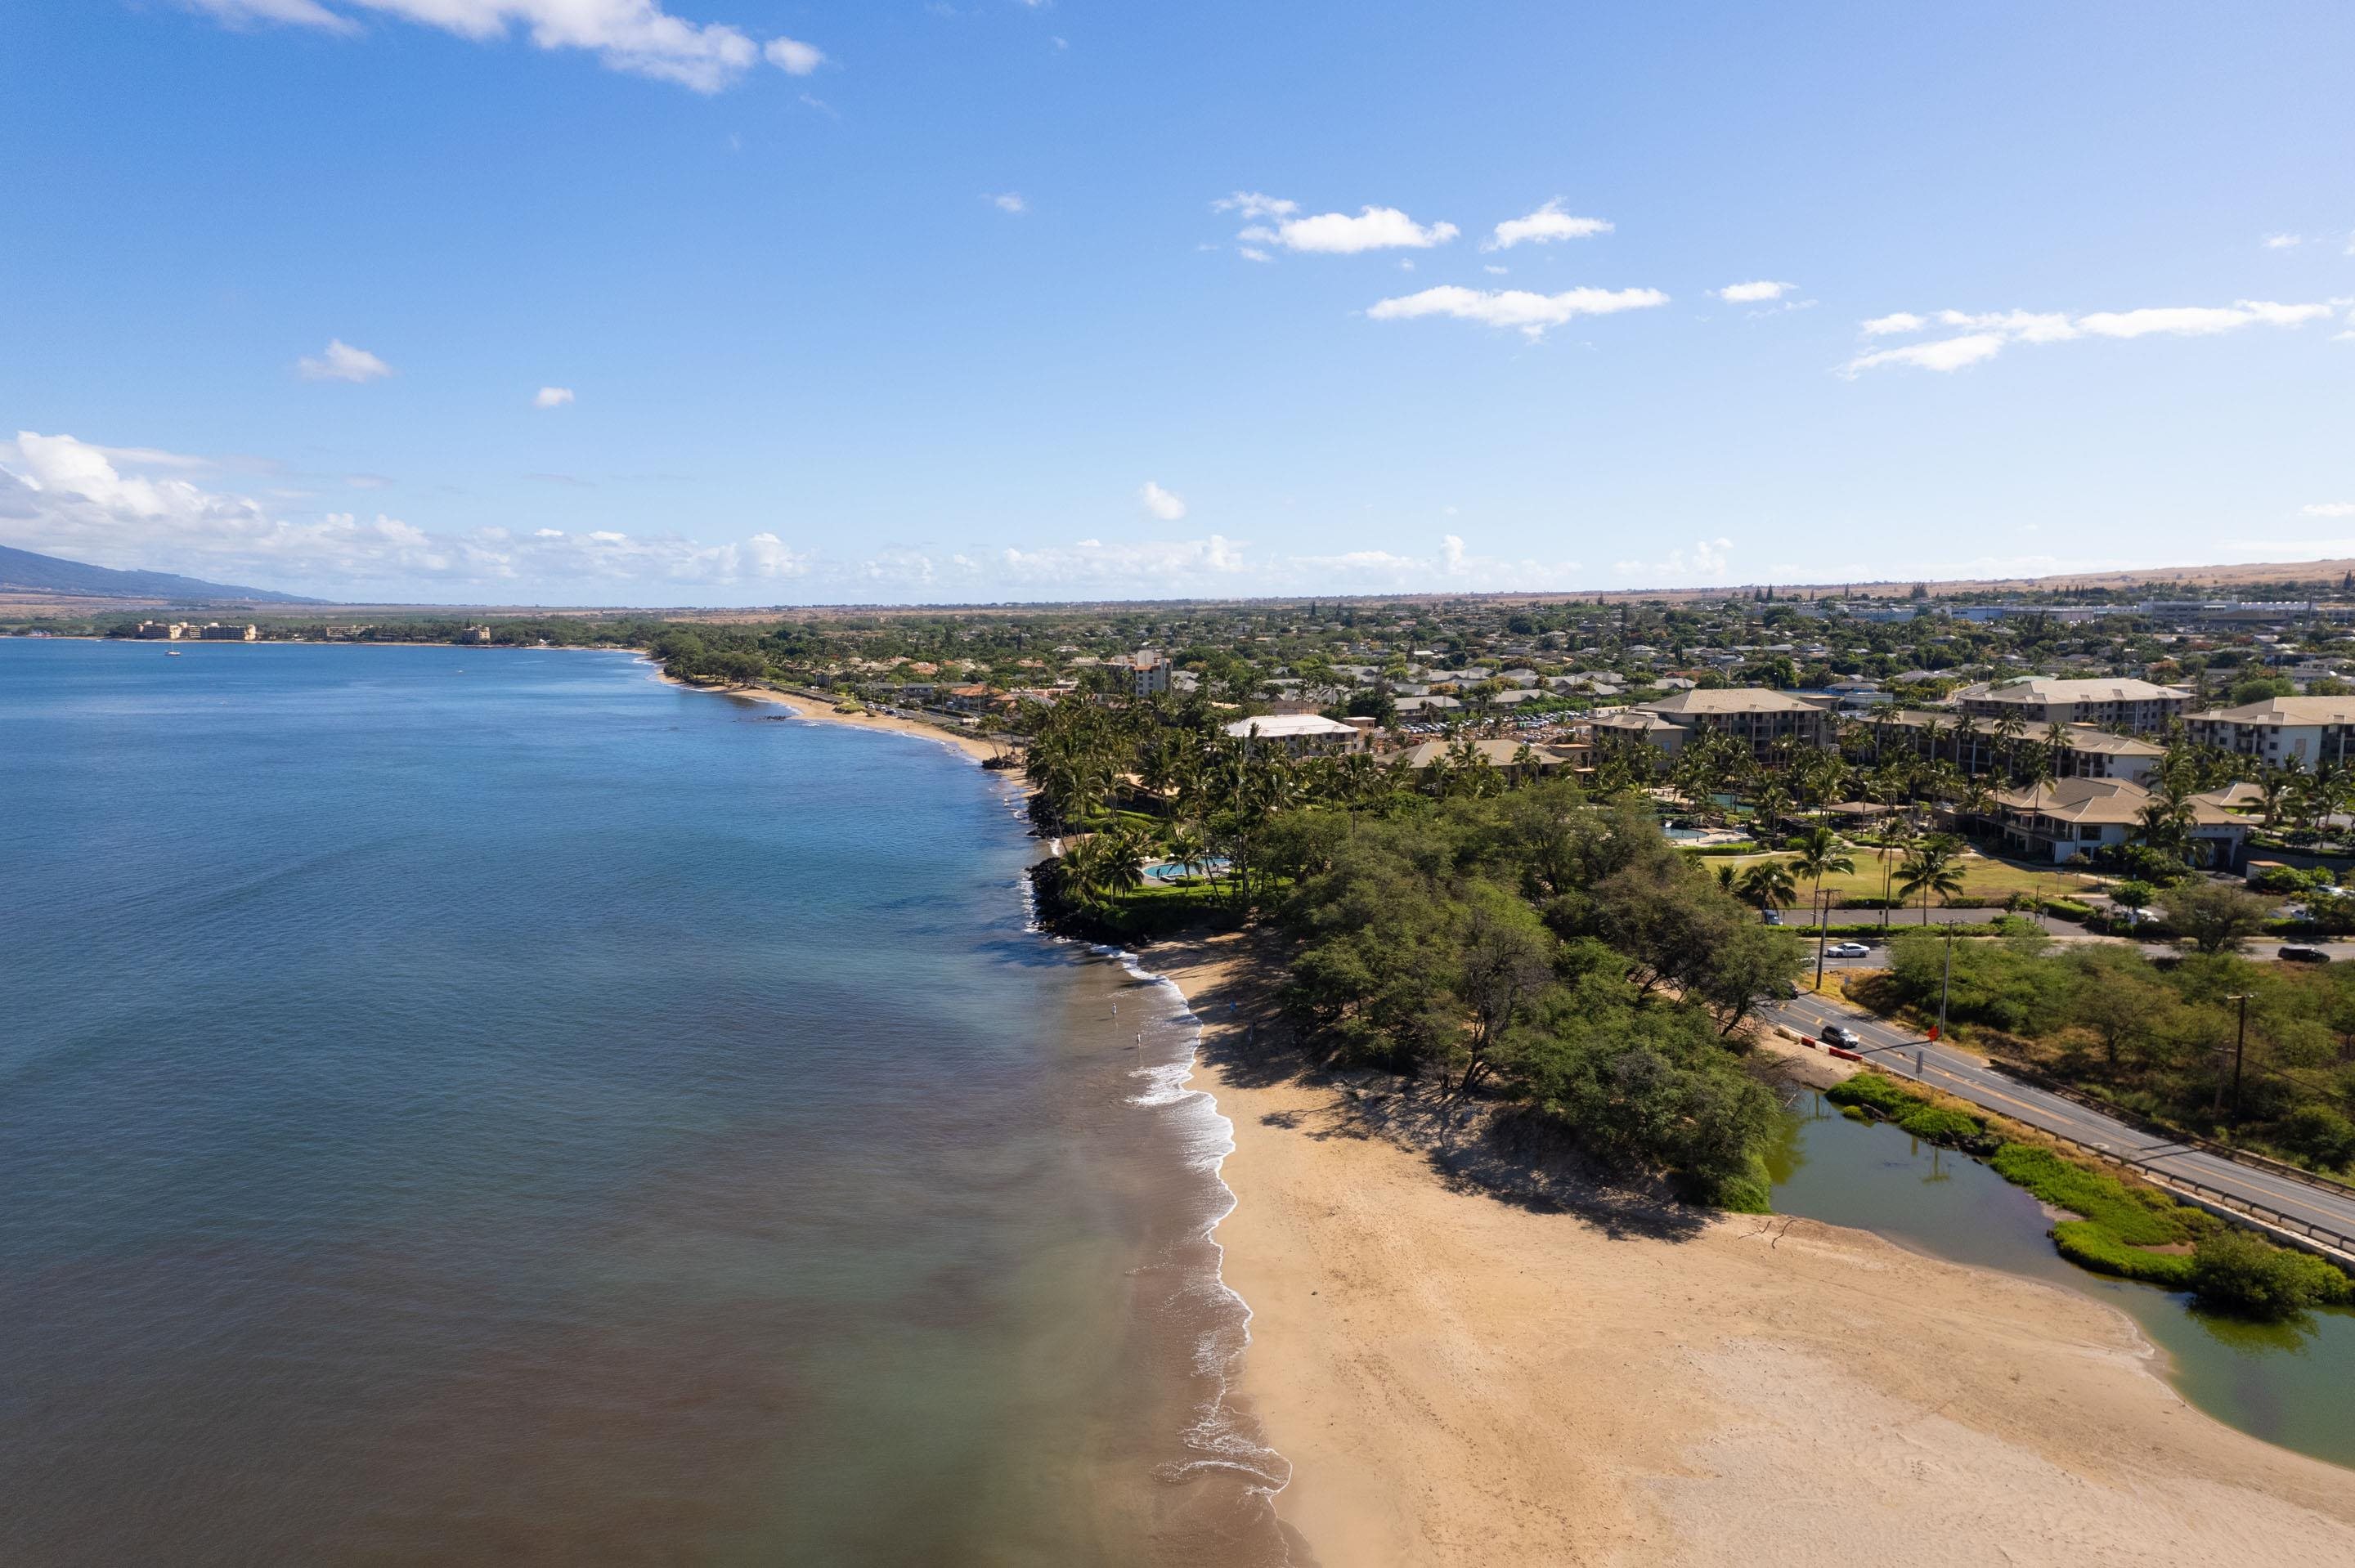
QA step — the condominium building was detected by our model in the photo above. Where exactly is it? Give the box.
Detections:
[2184,695,2355,773]
[1860,710,2164,784]
[1626,688,1837,760]
[1990,777,2250,868]
[1952,676,2190,732]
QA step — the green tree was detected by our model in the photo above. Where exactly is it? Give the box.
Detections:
[1735,858,1797,922]
[2156,880,2272,955]
[1895,835,1967,923]
[2066,946,2175,1071]
[1788,825,1855,914]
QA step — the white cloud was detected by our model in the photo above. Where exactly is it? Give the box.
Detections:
[2304,503,2355,518]
[1482,199,1611,252]
[1138,480,1186,522]
[1483,264,1508,276]
[763,35,823,75]
[184,1,821,94]
[297,338,392,383]
[186,0,357,26]
[1843,298,2339,373]
[1842,334,2008,374]
[1934,309,2077,343]
[996,534,1246,586]
[533,385,575,408]
[1716,280,1794,303]
[985,191,1028,214]
[2077,302,2330,337]
[0,430,810,596]
[94,445,217,472]
[1366,284,1671,339]
[1242,204,1460,254]
[2263,233,2304,249]
[1211,191,1299,221]
[1613,537,1734,581]
[1236,247,1272,263]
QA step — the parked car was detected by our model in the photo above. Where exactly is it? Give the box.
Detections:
[1828,942,1871,958]
[1763,909,1783,925]
[1820,1024,1860,1047]
[2279,945,2332,964]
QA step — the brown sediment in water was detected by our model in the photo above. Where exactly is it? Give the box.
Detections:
[1152,930,2355,1568]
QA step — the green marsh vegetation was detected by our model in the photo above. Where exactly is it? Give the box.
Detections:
[1828,1070,2354,1319]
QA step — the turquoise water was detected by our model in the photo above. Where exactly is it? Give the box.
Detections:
[0,641,1284,1565]
[1770,1091,2355,1470]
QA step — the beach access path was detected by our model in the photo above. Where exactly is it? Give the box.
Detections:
[1758,990,2355,1261]
[1150,931,2355,1568]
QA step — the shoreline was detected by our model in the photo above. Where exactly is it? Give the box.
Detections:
[652,667,1013,764]
[1151,930,2355,1566]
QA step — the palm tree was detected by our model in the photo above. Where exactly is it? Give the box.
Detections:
[1993,710,2026,781]
[1789,824,1856,914]
[2257,765,2292,829]
[1736,858,1798,923]
[1164,821,1211,884]
[1895,834,1967,924]
[1057,826,1147,913]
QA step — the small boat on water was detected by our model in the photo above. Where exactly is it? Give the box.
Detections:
[166,650,184,657]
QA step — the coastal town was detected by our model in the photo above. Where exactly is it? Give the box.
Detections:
[18,1,2355,1560]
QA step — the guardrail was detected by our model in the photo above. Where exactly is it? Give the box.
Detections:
[1855,1047,2355,1264]
[1982,1055,2355,1201]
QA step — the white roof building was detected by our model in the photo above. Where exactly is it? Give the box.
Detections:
[1222,713,1362,754]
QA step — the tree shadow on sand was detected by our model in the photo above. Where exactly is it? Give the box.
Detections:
[1171,940,1712,1246]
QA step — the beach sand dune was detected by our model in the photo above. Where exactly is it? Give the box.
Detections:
[1153,933,2355,1568]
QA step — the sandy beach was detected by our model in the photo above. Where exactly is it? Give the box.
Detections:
[1152,932,2355,1567]
[657,672,1015,765]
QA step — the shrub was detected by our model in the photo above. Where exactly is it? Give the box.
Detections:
[2191,1230,2355,1319]
[1896,1105,1984,1143]
[1987,1144,2191,1246]
[2052,1220,2196,1287]
[2273,1104,2355,1172]
[1825,1072,1916,1118]
[1825,1073,1985,1145]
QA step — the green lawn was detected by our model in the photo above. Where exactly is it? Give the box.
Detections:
[1713,845,2104,907]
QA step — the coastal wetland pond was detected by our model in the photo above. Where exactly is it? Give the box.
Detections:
[1770,1090,2355,1471]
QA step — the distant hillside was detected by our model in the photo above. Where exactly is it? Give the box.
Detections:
[0,544,322,604]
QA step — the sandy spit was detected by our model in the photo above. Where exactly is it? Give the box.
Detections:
[1151,931,2355,1568]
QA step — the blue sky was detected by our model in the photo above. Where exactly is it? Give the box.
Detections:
[3,1,2352,605]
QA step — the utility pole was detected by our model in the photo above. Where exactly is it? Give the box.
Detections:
[2218,991,2252,1121]
[1814,888,1832,991]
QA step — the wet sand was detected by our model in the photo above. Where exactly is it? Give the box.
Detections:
[657,672,1014,764]
[1153,931,2355,1567]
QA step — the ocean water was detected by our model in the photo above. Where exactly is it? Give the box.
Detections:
[0,640,1287,1566]
[1770,1090,2355,1471]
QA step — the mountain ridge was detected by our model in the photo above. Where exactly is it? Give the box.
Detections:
[0,544,321,604]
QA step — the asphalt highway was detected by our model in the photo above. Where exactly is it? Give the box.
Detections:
[1760,990,2355,1256]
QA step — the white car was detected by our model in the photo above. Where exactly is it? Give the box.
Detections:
[1827,942,1871,958]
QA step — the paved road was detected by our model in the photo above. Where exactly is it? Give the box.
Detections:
[1759,992,2355,1257]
